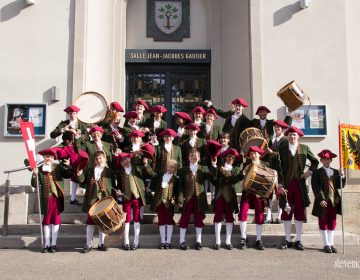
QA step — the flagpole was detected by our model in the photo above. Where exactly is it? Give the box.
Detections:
[35,171,44,249]
[338,121,345,254]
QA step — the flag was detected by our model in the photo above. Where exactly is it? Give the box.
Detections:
[339,123,360,170]
[20,122,37,169]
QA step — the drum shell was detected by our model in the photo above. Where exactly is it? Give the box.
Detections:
[89,196,126,235]
[277,81,309,112]
[239,127,267,154]
[243,163,277,198]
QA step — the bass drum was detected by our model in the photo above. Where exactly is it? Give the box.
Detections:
[239,127,268,154]
[243,163,277,198]
[74,91,107,124]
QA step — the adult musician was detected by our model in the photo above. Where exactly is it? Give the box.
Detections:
[98,101,124,127]
[250,106,274,144]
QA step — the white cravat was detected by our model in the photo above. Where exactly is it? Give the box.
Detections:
[205,124,212,134]
[260,119,267,129]
[231,113,240,127]
[110,124,118,131]
[161,173,174,188]
[132,143,140,152]
[177,127,185,137]
[94,165,104,181]
[164,143,172,153]
[221,145,229,153]
[95,141,103,151]
[189,136,197,148]
[124,166,132,175]
[69,120,77,129]
[154,120,161,129]
[190,163,198,175]
[130,123,139,130]
[289,143,298,156]
[323,166,334,178]
[273,133,284,143]
[194,119,202,126]
[224,163,233,172]
[42,164,52,173]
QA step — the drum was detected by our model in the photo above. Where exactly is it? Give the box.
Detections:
[239,127,267,154]
[243,163,278,198]
[277,81,310,112]
[88,196,126,235]
[74,91,108,124]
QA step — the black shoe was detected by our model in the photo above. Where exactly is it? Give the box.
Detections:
[159,243,165,250]
[123,244,130,251]
[265,220,272,224]
[294,240,304,251]
[165,243,171,250]
[131,243,139,250]
[50,245,57,253]
[225,244,234,250]
[213,244,220,250]
[324,245,332,253]
[179,242,188,250]
[256,240,265,250]
[195,242,202,250]
[70,199,82,206]
[239,238,246,250]
[331,246,338,253]
[82,245,92,253]
[42,246,50,253]
[97,244,108,251]
[280,240,292,250]
[275,218,282,224]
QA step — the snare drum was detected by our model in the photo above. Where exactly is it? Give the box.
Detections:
[239,127,267,154]
[277,81,310,112]
[243,163,277,198]
[74,91,108,124]
[88,196,126,235]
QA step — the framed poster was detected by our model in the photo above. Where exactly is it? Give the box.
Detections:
[286,105,327,137]
[4,103,47,137]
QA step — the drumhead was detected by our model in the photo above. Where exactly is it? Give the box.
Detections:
[74,92,107,124]
[243,163,257,189]
[89,197,113,216]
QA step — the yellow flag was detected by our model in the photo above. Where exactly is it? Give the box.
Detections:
[339,124,360,170]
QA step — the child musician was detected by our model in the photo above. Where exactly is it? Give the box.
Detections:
[77,151,116,253]
[31,148,72,253]
[311,149,345,253]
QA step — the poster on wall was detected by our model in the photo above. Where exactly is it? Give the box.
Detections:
[4,103,47,137]
[286,105,327,137]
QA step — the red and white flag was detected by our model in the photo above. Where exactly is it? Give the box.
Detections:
[20,122,37,169]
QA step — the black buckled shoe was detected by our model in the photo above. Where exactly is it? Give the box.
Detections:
[324,245,332,253]
[195,242,202,250]
[82,245,92,253]
[280,240,292,250]
[275,218,282,224]
[179,242,188,250]
[43,246,50,253]
[239,238,246,250]
[50,245,57,253]
[255,240,265,250]
[159,243,165,250]
[70,199,82,206]
[225,244,234,250]
[331,246,338,253]
[165,243,171,250]
[123,244,130,251]
[213,244,220,250]
[98,244,108,251]
[294,240,305,251]
[131,243,139,250]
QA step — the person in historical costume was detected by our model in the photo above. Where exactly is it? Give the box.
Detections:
[277,126,319,250]
[77,151,116,253]
[50,105,88,140]
[114,152,147,250]
[198,108,222,141]
[173,112,193,147]
[181,123,206,166]
[191,106,205,127]
[31,148,72,253]
[147,159,179,249]
[311,149,345,253]
[213,148,243,250]
[98,101,125,127]
[122,111,141,135]
[250,106,274,144]
[124,99,150,129]
[144,104,167,142]
[177,149,216,250]
[101,110,128,151]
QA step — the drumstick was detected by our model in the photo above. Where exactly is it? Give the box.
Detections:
[111,187,130,200]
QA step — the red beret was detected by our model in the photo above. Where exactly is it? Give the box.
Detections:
[123,111,139,120]
[110,102,124,112]
[317,149,337,159]
[206,140,223,161]
[184,123,200,131]
[255,106,271,115]
[140,143,155,161]
[159,128,177,138]
[117,152,133,161]
[246,146,265,158]
[273,119,289,129]
[285,126,304,137]
[128,130,145,138]
[191,106,206,114]
[38,148,57,159]
[135,99,149,111]
[89,125,105,134]
[64,105,80,113]
[175,112,193,123]
[219,148,240,158]
[231,98,249,107]
[205,108,218,119]
[149,105,167,113]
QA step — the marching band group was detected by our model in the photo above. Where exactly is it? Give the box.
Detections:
[30,97,345,254]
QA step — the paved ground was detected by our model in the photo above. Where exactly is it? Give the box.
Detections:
[0,245,359,280]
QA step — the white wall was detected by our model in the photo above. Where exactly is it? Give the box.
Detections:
[0,0,73,185]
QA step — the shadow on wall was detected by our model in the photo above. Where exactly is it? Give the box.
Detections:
[0,0,30,22]
[273,1,303,26]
